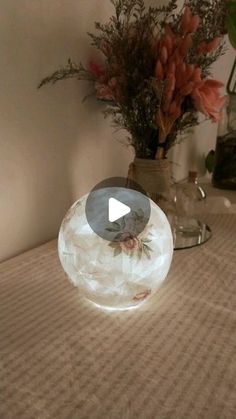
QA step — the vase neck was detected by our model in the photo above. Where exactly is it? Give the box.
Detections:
[188,171,198,184]
[155,147,165,160]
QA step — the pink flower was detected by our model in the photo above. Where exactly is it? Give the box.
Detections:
[153,15,225,143]
[155,60,164,80]
[95,82,114,101]
[191,80,227,121]
[185,64,195,81]
[95,77,118,101]
[89,61,105,79]
[119,234,140,253]
[160,46,168,64]
[178,34,193,58]
[163,33,174,55]
[163,73,176,111]
[108,77,117,89]
[198,37,221,55]
[180,6,192,34]
[197,41,207,55]
[180,6,200,34]
[189,16,201,33]
[167,61,176,75]
[207,37,221,52]
[192,67,202,83]
[175,62,187,88]
[180,81,195,96]
[168,100,182,118]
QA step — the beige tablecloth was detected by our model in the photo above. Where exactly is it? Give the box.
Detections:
[0,215,236,419]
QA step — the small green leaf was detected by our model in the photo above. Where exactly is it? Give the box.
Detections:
[226,14,236,49]
[138,247,143,260]
[110,222,121,231]
[113,221,121,227]
[142,238,152,243]
[114,247,122,257]
[143,244,153,252]
[143,246,151,260]
[120,217,126,229]
[205,150,215,174]
[114,232,125,241]
[226,1,236,14]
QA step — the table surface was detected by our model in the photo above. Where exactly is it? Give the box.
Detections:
[1,214,236,419]
[199,181,236,204]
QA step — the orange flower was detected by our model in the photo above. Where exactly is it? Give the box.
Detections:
[153,14,224,150]
[163,33,174,55]
[197,37,221,55]
[160,46,168,64]
[189,15,201,33]
[178,34,193,58]
[191,80,227,122]
[180,6,201,34]
[154,23,205,145]
[180,6,192,34]
[185,64,195,81]
[155,60,164,80]
[207,37,221,52]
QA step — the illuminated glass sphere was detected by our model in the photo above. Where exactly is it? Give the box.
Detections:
[58,193,173,311]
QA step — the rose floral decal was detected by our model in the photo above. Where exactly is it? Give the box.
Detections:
[109,233,153,260]
[106,210,153,260]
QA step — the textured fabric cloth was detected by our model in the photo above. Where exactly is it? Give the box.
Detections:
[127,158,173,214]
[127,158,172,196]
[0,214,236,419]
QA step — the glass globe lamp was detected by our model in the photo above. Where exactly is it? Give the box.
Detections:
[58,194,173,311]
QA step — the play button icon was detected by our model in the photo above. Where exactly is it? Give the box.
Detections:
[109,198,131,222]
[85,177,151,242]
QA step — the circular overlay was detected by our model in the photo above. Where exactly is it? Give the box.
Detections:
[58,193,173,311]
[85,177,151,242]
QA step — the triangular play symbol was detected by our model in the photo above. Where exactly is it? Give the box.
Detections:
[109,198,131,223]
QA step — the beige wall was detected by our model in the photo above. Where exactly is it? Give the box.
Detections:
[0,0,133,262]
[0,0,234,262]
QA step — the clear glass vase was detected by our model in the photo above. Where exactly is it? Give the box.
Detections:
[128,160,211,249]
[173,171,206,231]
[171,171,211,249]
[175,171,206,225]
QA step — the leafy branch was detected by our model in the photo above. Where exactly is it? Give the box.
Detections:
[38,59,94,89]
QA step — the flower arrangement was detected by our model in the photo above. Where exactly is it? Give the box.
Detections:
[39,0,230,160]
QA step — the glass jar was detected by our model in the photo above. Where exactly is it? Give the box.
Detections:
[169,171,212,249]
[212,94,236,190]
[174,171,207,234]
